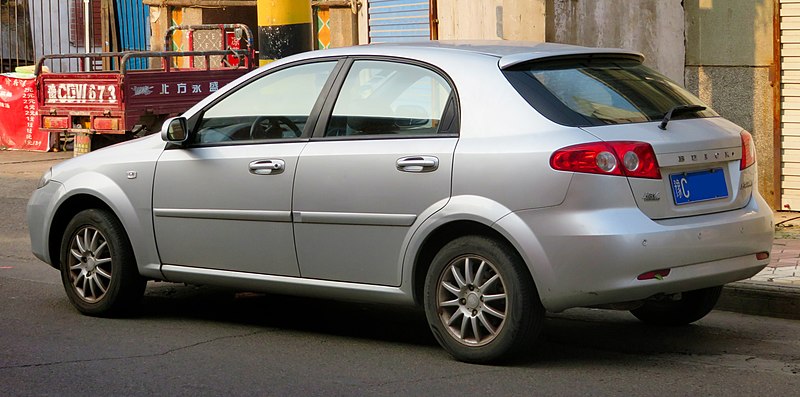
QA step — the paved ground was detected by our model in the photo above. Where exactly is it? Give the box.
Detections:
[3,268,800,395]
[0,150,71,264]
[762,214,800,285]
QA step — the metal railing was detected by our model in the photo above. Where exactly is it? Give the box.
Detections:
[34,48,253,75]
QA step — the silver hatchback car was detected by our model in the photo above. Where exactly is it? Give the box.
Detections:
[28,41,773,363]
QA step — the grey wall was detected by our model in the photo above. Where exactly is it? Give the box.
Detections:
[437,0,546,41]
[546,0,685,83]
[545,0,776,207]
[684,0,776,207]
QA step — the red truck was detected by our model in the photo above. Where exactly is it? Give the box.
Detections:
[35,24,255,151]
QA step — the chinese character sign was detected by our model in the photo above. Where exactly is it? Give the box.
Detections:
[129,81,220,98]
[0,75,47,151]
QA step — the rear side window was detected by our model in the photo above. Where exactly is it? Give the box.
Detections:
[325,60,455,137]
[504,58,717,127]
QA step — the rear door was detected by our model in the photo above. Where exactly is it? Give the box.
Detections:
[292,59,459,286]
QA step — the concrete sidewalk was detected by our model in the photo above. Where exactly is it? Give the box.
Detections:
[717,213,800,320]
[2,149,799,320]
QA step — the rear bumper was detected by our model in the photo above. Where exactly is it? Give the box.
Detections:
[498,188,773,312]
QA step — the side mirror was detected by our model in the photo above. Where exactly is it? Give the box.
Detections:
[161,117,189,144]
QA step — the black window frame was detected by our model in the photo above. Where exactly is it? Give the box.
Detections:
[311,56,461,142]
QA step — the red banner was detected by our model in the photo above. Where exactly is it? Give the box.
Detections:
[0,75,48,151]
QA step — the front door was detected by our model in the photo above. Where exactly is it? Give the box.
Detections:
[152,61,338,275]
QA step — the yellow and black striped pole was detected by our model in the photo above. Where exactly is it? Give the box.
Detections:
[257,0,313,66]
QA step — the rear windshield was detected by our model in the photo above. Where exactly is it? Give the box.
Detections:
[504,58,717,127]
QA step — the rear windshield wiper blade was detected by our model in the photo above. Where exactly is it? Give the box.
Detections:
[658,105,707,130]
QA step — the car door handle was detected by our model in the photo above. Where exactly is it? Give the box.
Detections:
[249,159,285,175]
[396,156,439,173]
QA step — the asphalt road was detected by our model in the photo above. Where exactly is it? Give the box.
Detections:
[2,153,799,396]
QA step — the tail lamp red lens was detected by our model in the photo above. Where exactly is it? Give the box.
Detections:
[42,116,69,130]
[93,117,120,131]
[637,269,671,281]
[550,141,662,179]
[740,130,756,170]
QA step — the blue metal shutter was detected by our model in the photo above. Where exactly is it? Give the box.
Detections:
[368,0,430,43]
[115,0,150,69]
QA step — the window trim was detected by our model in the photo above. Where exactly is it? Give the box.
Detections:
[310,55,461,141]
[180,57,347,148]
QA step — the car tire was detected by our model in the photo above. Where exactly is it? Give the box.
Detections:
[629,286,723,326]
[59,209,146,317]
[423,235,545,364]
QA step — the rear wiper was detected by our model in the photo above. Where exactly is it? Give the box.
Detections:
[658,105,707,130]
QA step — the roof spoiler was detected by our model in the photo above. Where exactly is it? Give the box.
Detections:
[498,49,644,70]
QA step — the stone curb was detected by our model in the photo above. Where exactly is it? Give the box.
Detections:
[717,280,800,320]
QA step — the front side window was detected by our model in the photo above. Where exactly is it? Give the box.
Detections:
[194,61,336,143]
[505,58,717,127]
[325,60,454,137]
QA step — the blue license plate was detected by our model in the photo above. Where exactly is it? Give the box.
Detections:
[670,169,728,205]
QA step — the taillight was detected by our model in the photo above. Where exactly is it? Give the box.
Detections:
[612,141,661,179]
[740,130,756,170]
[550,141,662,179]
[550,142,623,176]
[93,117,121,130]
[42,116,69,129]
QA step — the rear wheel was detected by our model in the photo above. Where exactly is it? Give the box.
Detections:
[630,286,723,326]
[423,235,544,364]
[60,209,146,317]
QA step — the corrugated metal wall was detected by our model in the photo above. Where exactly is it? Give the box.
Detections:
[115,0,150,69]
[368,0,430,43]
[781,0,800,209]
[0,0,82,72]
[0,0,35,72]
[116,0,149,51]
[1,0,151,73]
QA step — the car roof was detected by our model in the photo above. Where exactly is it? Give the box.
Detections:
[287,40,644,69]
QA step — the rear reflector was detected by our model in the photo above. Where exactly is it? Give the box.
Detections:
[93,117,120,131]
[42,116,69,129]
[551,141,662,179]
[637,269,671,281]
[756,251,769,260]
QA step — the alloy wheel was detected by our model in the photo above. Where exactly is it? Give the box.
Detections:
[436,254,508,346]
[66,226,113,303]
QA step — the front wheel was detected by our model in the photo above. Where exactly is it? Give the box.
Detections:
[630,286,723,326]
[60,209,146,317]
[423,235,545,364]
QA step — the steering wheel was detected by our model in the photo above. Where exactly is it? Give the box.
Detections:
[249,116,302,140]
